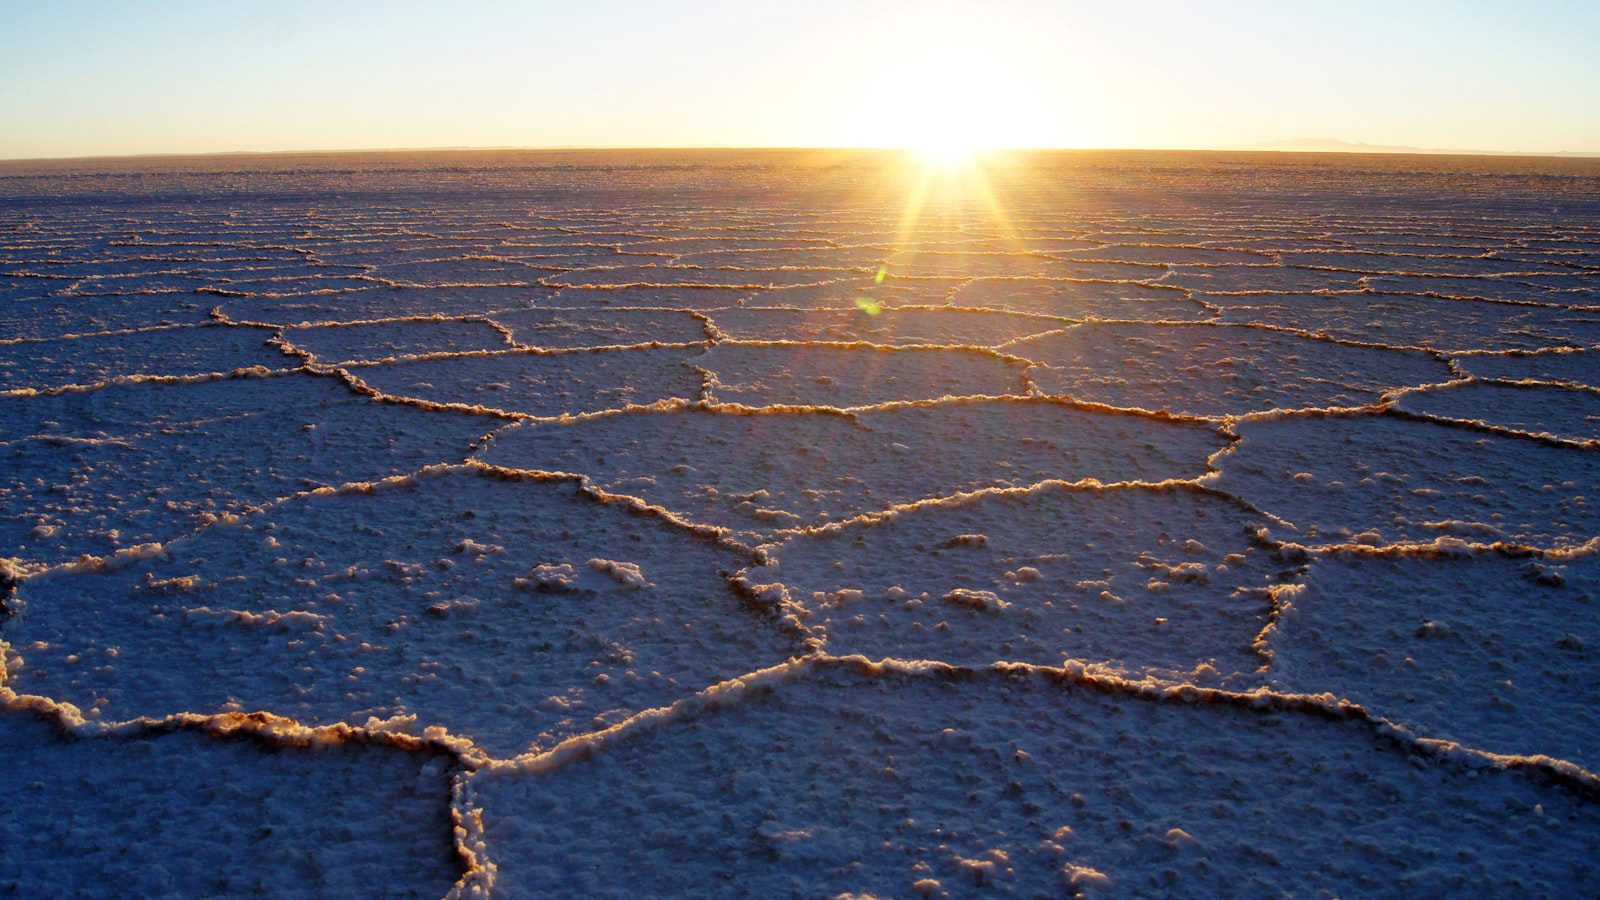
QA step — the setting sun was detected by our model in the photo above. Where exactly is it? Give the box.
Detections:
[841,44,1058,153]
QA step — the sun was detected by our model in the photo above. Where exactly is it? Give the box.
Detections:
[842,48,1057,155]
[885,107,1000,168]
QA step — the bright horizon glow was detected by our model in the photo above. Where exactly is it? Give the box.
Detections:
[915,144,981,168]
[3,0,1599,161]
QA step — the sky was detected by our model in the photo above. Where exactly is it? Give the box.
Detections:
[2,0,1598,159]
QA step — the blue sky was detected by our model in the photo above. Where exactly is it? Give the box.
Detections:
[2,0,1597,158]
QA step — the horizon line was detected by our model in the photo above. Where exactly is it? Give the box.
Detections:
[5,143,1600,165]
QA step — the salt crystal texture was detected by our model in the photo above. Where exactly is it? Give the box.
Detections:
[3,149,1599,895]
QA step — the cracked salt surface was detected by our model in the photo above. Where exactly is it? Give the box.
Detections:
[2,149,1599,895]
[0,373,491,567]
[699,343,1028,408]
[1212,291,1600,352]
[1262,545,1600,770]
[477,399,1226,538]
[216,285,558,327]
[0,292,215,339]
[1457,345,1600,384]
[747,483,1280,677]
[950,276,1199,318]
[4,466,798,757]
[1394,379,1600,443]
[281,319,515,365]
[1016,322,1450,417]
[0,323,292,391]
[348,347,704,418]
[491,307,709,349]
[473,659,1600,897]
[1216,412,1600,547]
[704,305,1068,346]
[0,711,461,897]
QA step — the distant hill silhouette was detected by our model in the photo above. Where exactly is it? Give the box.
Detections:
[1247,137,1600,158]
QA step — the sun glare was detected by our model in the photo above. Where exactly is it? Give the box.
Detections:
[915,142,972,167]
[914,141,979,168]
[842,45,1055,155]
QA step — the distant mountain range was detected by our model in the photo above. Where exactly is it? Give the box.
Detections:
[1246,137,1600,158]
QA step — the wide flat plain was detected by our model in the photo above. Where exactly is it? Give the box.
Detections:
[3,149,1598,896]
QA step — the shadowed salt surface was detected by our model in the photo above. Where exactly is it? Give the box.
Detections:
[349,347,703,417]
[2,149,1599,895]
[748,279,959,309]
[949,277,1201,318]
[1215,412,1600,546]
[547,264,846,289]
[0,373,493,566]
[749,484,1279,677]
[1213,292,1600,351]
[1394,379,1600,442]
[1456,347,1600,385]
[0,323,291,390]
[700,343,1027,407]
[217,286,557,326]
[0,712,459,897]
[490,307,708,348]
[473,661,1600,897]
[0,292,214,339]
[282,319,513,364]
[1265,547,1600,770]
[1014,322,1450,416]
[477,400,1227,537]
[703,305,1065,346]
[4,468,799,757]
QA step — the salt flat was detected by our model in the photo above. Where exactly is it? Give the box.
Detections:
[2,149,1599,897]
